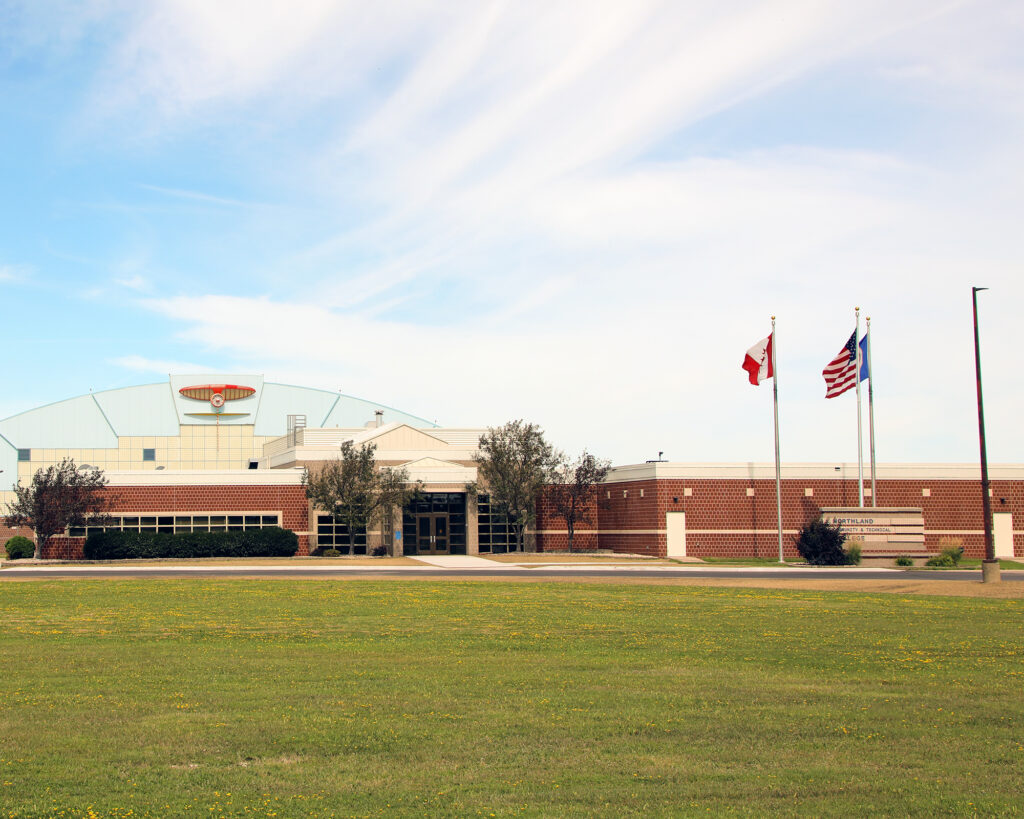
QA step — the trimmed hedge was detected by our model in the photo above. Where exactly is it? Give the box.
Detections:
[5,535,35,560]
[83,527,298,560]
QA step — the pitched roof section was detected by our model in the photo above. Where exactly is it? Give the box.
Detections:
[0,394,119,448]
[350,423,448,450]
[94,382,180,436]
[399,457,466,469]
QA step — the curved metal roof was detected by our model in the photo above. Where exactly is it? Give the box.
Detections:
[0,375,436,478]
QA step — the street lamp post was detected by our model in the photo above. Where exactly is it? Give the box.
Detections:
[972,287,1000,583]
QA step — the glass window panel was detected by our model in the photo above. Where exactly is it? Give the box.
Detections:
[122,517,140,527]
[228,516,243,525]
[140,517,157,526]
[158,516,173,526]
[158,526,174,534]
[209,516,226,526]
[262,515,279,526]
[175,517,191,527]
[244,515,260,526]
[69,526,86,537]
[228,525,244,532]
[191,516,209,526]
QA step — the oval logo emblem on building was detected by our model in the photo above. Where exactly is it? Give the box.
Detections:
[179,384,255,407]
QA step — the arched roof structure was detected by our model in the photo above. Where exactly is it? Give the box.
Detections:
[0,375,435,479]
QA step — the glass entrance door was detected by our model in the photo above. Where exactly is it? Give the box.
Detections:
[414,514,449,554]
[402,493,466,555]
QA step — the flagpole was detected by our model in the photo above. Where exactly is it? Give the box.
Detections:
[866,316,876,507]
[855,307,864,507]
[771,316,783,563]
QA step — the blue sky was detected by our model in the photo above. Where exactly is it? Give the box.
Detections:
[2,0,1022,465]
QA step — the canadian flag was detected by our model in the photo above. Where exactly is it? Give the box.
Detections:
[742,333,774,385]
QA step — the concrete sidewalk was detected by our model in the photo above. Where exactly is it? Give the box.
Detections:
[408,555,507,568]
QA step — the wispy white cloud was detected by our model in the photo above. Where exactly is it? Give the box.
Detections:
[139,184,262,209]
[0,264,31,283]
[8,1,1024,463]
[115,274,148,291]
[112,355,216,375]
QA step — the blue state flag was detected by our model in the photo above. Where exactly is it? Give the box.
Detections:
[858,334,869,381]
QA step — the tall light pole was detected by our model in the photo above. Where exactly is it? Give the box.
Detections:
[972,287,999,583]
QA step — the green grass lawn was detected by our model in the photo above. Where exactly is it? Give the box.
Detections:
[1,581,1022,817]
[958,557,1024,570]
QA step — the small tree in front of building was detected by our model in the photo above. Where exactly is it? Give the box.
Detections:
[472,420,560,552]
[547,451,611,553]
[303,441,420,555]
[4,458,109,559]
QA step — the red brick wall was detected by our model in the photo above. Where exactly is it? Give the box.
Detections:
[37,484,311,559]
[1,523,35,553]
[589,477,1022,559]
[535,487,601,552]
[11,475,1021,561]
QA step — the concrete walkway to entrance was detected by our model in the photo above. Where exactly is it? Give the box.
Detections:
[408,555,505,568]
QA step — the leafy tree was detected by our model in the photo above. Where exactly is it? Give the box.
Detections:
[4,458,109,559]
[472,420,560,552]
[794,518,849,565]
[303,441,420,555]
[547,451,611,552]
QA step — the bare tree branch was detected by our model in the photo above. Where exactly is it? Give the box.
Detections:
[547,451,611,553]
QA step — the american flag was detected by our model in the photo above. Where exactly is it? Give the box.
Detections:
[822,331,859,399]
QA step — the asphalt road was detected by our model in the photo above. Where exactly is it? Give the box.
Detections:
[1,565,1020,582]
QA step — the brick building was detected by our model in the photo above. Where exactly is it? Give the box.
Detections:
[535,463,1022,559]
[2,375,1020,560]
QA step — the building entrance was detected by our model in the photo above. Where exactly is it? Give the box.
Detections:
[402,493,466,555]
[413,514,449,554]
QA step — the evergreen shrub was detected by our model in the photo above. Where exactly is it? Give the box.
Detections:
[5,536,35,560]
[83,527,298,560]
[795,519,850,566]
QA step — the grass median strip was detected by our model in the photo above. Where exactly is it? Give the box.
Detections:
[1,580,1022,817]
